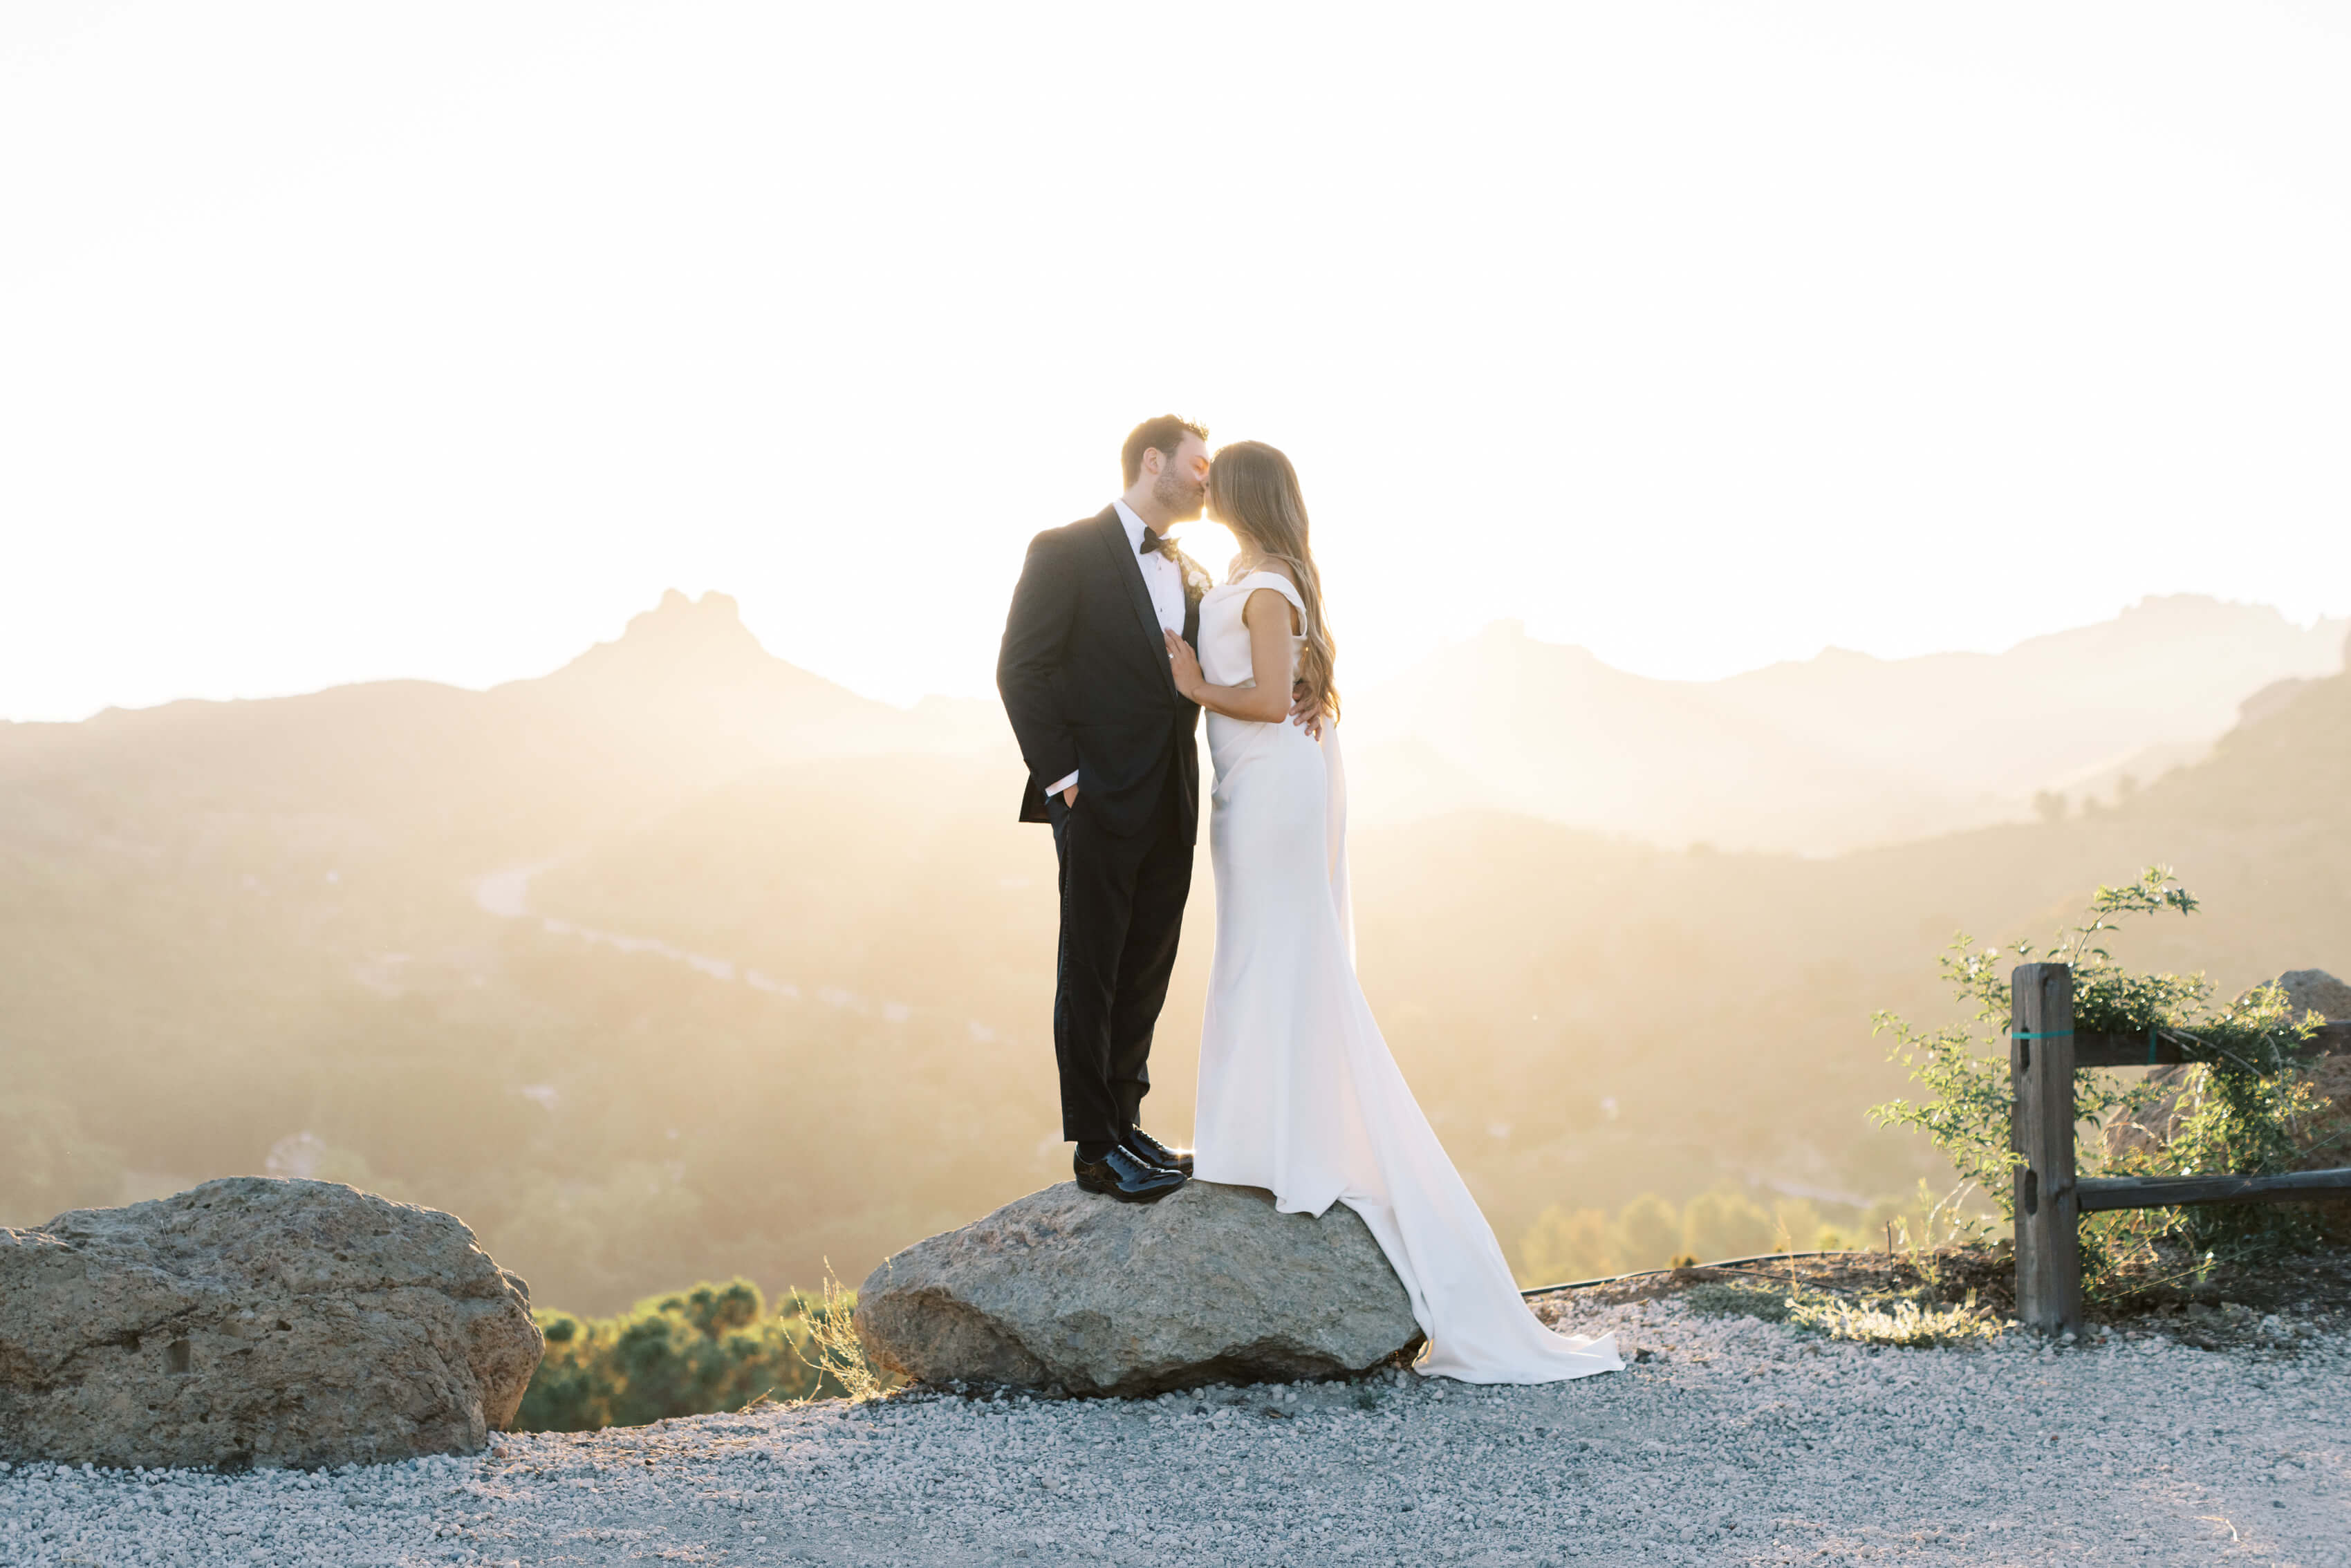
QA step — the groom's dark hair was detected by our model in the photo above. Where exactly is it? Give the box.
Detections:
[1122,415,1209,488]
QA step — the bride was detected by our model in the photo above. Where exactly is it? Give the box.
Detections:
[1161,441,1620,1384]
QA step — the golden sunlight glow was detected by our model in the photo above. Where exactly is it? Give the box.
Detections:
[1173,521,1242,587]
[1,4,2347,725]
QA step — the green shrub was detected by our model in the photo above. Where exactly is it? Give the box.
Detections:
[1870,867,2330,1294]
[512,1277,867,1431]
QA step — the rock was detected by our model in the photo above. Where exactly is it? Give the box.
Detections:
[2288,973,2351,1215]
[855,1180,1421,1397]
[2103,971,2351,1217]
[2275,972,2351,1192]
[0,1177,543,1469]
[2278,969,2351,1024]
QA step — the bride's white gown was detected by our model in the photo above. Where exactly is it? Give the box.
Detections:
[1190,571,1619,1383]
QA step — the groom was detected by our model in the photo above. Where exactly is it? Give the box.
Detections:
[996,416,1209,1203]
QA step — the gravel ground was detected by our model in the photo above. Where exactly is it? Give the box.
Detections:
[6,1295,2343,1568]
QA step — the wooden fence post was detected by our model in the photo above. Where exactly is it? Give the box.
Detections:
[2011,962,2082,1334]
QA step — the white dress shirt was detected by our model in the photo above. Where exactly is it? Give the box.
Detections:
[1044,500,1185,800]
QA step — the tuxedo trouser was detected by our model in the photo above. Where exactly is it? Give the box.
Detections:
[1047,767,1193,1144]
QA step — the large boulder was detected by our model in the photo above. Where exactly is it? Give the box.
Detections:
[0,1177,543,1469]
[855,1179,1422,1397]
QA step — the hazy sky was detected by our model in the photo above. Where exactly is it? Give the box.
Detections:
[4,2,2348,720]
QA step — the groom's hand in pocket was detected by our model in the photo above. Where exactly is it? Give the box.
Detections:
[1062,784,1079,808]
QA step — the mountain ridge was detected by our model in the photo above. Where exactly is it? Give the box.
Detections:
[0,589,999,872]
[6,587,2349,1312]
[1344,593,2347,852]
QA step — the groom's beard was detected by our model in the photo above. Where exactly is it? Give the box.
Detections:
[1153,471,1206,522]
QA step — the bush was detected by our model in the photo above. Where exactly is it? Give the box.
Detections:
[513,1277,869,1431]
[1870,868,2330,1294]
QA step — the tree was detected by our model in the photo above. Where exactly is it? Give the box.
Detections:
[1680,1189,1776,1262]
[1516,1205,1613,1287]
[1613,1194,1682,1272]
[514,1278,854,1432]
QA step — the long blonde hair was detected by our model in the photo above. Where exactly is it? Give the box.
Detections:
[1207,440,1339,720]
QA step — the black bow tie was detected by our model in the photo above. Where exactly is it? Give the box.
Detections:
[1139,528,1178,559]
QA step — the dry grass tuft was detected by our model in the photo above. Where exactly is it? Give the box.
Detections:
[787,1261,894,1403]
[1682,1277,2005,1347]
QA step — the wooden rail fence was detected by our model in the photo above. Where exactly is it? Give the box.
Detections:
[2009,961,2351,1334]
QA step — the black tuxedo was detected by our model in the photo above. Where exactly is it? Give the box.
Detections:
[996,506,1202,1143]
[998,506,1202,839]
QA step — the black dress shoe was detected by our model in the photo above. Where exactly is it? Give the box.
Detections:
[1075,1144,1187,1204]
[1125,1128,1195,1178]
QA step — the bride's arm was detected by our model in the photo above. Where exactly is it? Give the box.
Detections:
[1164,590,1295,722]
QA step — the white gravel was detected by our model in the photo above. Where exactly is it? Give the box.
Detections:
[6,1296,2343,1567]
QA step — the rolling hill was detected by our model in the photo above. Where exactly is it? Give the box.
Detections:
[1342,595,2347,852]
[5,588,2346,1314]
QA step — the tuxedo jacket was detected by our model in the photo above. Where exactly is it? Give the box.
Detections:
[996,505,1202,842]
